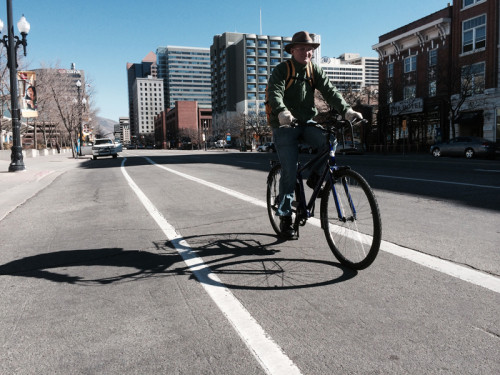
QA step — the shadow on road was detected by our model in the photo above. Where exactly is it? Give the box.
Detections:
[0,232,357,289]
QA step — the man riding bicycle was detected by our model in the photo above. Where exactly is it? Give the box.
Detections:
[266,30,363,239]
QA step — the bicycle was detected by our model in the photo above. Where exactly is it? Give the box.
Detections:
[266,115,382,270]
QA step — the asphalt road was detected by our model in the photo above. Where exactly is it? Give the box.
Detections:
[1,149,499,374]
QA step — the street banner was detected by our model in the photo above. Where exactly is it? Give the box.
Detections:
[18,71,38,118]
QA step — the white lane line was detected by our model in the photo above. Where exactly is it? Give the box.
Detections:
[144,157,500,294]
[121,158,302,375]
[375,175,500,189]
[143,157,267,209]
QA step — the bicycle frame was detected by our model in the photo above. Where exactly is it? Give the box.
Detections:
[294,124,356,224]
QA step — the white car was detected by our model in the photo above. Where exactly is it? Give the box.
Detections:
[257,142,276,152]
[92,138,122,160]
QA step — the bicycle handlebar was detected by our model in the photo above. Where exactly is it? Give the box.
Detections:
[282,117,367,130]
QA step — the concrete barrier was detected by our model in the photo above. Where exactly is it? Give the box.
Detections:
[26,149,39,158]
[0,149,10,161]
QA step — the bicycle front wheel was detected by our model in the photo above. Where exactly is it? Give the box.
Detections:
[320,169,382,270]
[266,163,282,235]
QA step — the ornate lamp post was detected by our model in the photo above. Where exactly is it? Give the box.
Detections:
[0,1,30,172]
[76,80,83,156]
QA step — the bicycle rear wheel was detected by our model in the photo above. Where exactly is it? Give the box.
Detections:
[320,169,381,270]
[266,163,282,235]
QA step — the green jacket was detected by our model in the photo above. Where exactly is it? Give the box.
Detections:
[267,57,350,128]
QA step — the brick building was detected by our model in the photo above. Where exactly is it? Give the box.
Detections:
[373,0,499,150]
[154,101,212,149]
[373,6,453,149]
[450,0,499,142]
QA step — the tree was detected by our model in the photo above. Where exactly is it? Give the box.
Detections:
[36,65,96,157]
[445,59,484,139]
[241,108,270,146]
[178,127,200,150]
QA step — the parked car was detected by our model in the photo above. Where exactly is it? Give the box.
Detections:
[257,142,276,152]
[430,137,496,159]
[298,143,318,154]
[215,140,227,148]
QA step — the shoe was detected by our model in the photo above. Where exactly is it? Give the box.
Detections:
[279,216,297,240]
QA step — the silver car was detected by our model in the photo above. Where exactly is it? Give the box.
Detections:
[430,137,496,159]
[257,142,276,152]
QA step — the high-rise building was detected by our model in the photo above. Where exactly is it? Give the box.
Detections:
[340,53,379,87]
[126,52,157,136]
[320,54,379,92]
[156,46,211,109]
[114,117,130,145]
[132,74,164,138]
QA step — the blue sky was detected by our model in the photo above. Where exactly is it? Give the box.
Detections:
[9,0,450,122]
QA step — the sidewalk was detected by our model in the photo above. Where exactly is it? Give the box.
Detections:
[0,149,88,221]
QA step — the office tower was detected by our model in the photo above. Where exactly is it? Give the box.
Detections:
[156,46,211,110]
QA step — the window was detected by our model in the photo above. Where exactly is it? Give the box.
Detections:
[463,0,485,8]
[429,81,437,97]
[404,56,417,73]
[429,49,437,67]
[404,85,416,100]
[461,62,485,95]
[462,15,486,53]
[388,63,394,78]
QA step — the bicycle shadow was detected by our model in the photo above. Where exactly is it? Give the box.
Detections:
[179,233,358,289]
[0,232,357,289]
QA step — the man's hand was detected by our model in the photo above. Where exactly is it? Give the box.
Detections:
[345,108,363,122]
[278,110,295,126]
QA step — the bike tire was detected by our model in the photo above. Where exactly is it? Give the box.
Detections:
[320,169,382,270]
[266,163,283,235]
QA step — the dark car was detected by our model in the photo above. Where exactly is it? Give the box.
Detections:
[430,137,496,159]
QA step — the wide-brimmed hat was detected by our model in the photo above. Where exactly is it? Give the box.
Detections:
[285,31,320,53]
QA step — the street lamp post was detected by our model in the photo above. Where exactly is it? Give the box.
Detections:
[76,80,83,156]
[203,120,207,151]
[0,1,30,172]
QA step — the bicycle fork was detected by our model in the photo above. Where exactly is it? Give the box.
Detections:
[324,168,357,226]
